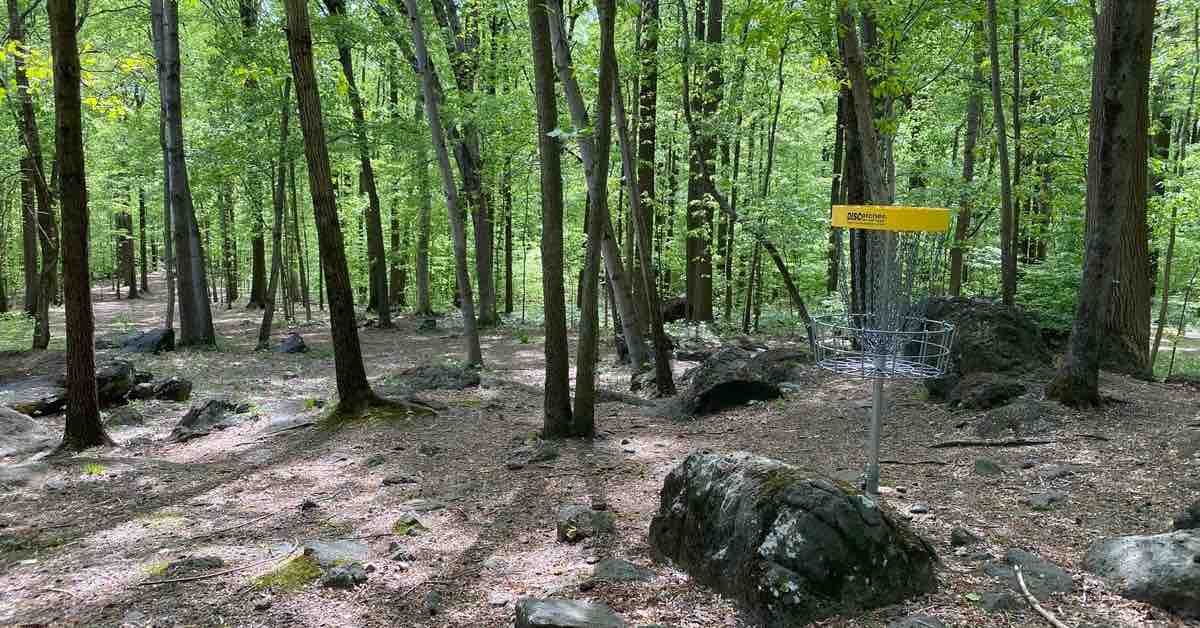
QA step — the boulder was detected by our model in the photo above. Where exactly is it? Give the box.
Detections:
[1,377,66,416]
[0,407,56,457]
[1174,501,1200,531]
[153,378,193,402]
[59,360,136,407]
[1027,490,1069,511]
[321,563,368,588]
[128,383,156,401]
[1084,530,1200,617]
[982,549,1073,601]
[956,373,1026,410]
[170,399,253,442]
[648,452,937,627]
[556,504,615,543]
[416,318,438,333]
[974,400,1061,438]
[661,296,687,323]
[588,559,653,584]
[950,527,981,547]
[394,364,480,395]
[750,348,811,385]
[276,333,308,354]
[917,297,1052,400]
[674,337,718,362]
[104,406,145,427]
[121,328,175,354]
[678,348,782,416]
[515,598,624,628]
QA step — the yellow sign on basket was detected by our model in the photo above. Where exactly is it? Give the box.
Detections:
[832,205,952,233]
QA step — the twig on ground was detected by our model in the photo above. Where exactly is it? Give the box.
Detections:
[185,511,277,542]
[43,587,80,598]
[139,543,299,586]
[1073,433,1110,442]
[1014,564,1072,628]
[879,459,950,466]
[928,438,1056,449]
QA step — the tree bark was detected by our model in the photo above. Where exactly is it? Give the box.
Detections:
[48,0,111,451]
[528,0,575,435]
[289,162,311,322]
[826,87,846,295]
[401,0,483,366]
[1047,0,1155,406]
[19,158,37,316]
[324,0,390,328]
[987,0,1017,305]
[284,0,376,412]
[138,187,149,292]
[636,0,660,322]
[412,94,434,317]
[156,0,214,345]
[257,80,291,350]
[682,0,721,322]
[950,26,985,296]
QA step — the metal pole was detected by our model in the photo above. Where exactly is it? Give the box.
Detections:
[865,369,884,498]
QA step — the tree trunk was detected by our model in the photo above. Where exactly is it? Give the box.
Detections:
[950,27,985,296]
[612,49,676,395]
[1047,0,1155,406]
[288,162,311,321]
[528,0,575,435]
[637,0,660,321]
[48,0,111,451]
[324,0,389,328]
[220,185,236,307]
[546,0,649,368]
[138,187,149,292]
[411,95,434,317]
[8,0,58,350]
[20,158,37,316]
[682,0,721,323]
[826,87,846,295]
[156,0,214,345]
[402,0,483,366]
[987,0,1017,305]
[257,80,291,350]
[284,0,377,412]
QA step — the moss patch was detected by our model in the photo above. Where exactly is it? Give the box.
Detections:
[252,554,322,591]
[144,561,169,577]
[392,516,428,536]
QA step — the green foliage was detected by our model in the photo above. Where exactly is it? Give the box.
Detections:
[0,313,34,352]
[81,463,105,476]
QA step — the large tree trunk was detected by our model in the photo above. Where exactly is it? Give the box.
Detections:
[950,27,985,296]
[545,0,649,369]
[324,0,389,328]
[1047,0,1155,406]
[636,0,660,325]
[987,0,1017,305]
[528,0,575,435]
[257,80,291,350]
[401,0,483,366]
[48,0,111,451]
[683,0,722,322]
[240,1,267,310]
[284,0,376,412]
[8,0,58,350]
[156,0,214,345]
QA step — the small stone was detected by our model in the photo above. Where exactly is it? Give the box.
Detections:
[620,438,631,445]
[950,527,980,547]
[556,504,616,543]
[978,590,1021,612]
[44,479,66,491]
[514,598,624,628]
[418,443,443,457]
[887,615,946,628]
[321,562,368,588]
[590,496,609,511]
[622,448,637,454]
[424,590,442,615]
[909,503,930,514]
[589,558,653,583]
[488,591,511,607]
[969,551,994,562]
[1027,490,1069,511]
[364,454,386,468]
[1040,463,1083,480]
[253,594,273,611]
[1174,501,1200,531]
[1021,457,1038,469]
[974,458,1003,477]
[299,498,318,511]
[382,473,419,486]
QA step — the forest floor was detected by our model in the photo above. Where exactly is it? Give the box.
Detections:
[0,274,1198,628]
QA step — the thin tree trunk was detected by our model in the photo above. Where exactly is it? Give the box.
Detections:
[636,0,660,324]
[987,0,1017,305]
[257,80,291,350]
[289,162,311,322]
[138,187,149,292]
[826,88,845,295]
[528,0,574,434]
[48,0,111,451]
[1047,0,1155,406]
[503,159,514,314]
[284,0,376,412]
[412,94,433,317]
[402,0,483,366]
[950,27,985,296]
[20,158,37,316]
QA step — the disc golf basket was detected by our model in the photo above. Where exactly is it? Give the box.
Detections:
[815,205,956,498]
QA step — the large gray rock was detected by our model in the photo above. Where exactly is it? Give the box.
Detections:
[648,452,937,627]
[0,407,56,457]
[276,333,308,354]
[515,598,624,628]
[58,360,135,407]
[170,399,253,442]
[1084,530,1200,617]
[300,539,369,568]
[678,348,782,416]
[918,298,1052,400]
[0,377,66,416]
[121,328,175,354]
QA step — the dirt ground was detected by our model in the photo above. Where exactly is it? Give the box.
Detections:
[1,275,1198,628]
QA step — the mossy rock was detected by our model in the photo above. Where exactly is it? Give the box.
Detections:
[253,554,322,592]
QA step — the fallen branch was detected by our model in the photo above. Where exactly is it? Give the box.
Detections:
[1014,564,1072,628]
[928,438,1056,449]
[1073,433,1110,442]
[184,511,277,542]
[42,587,80,598]
[880,459,950,466]
[138,544,299,587]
